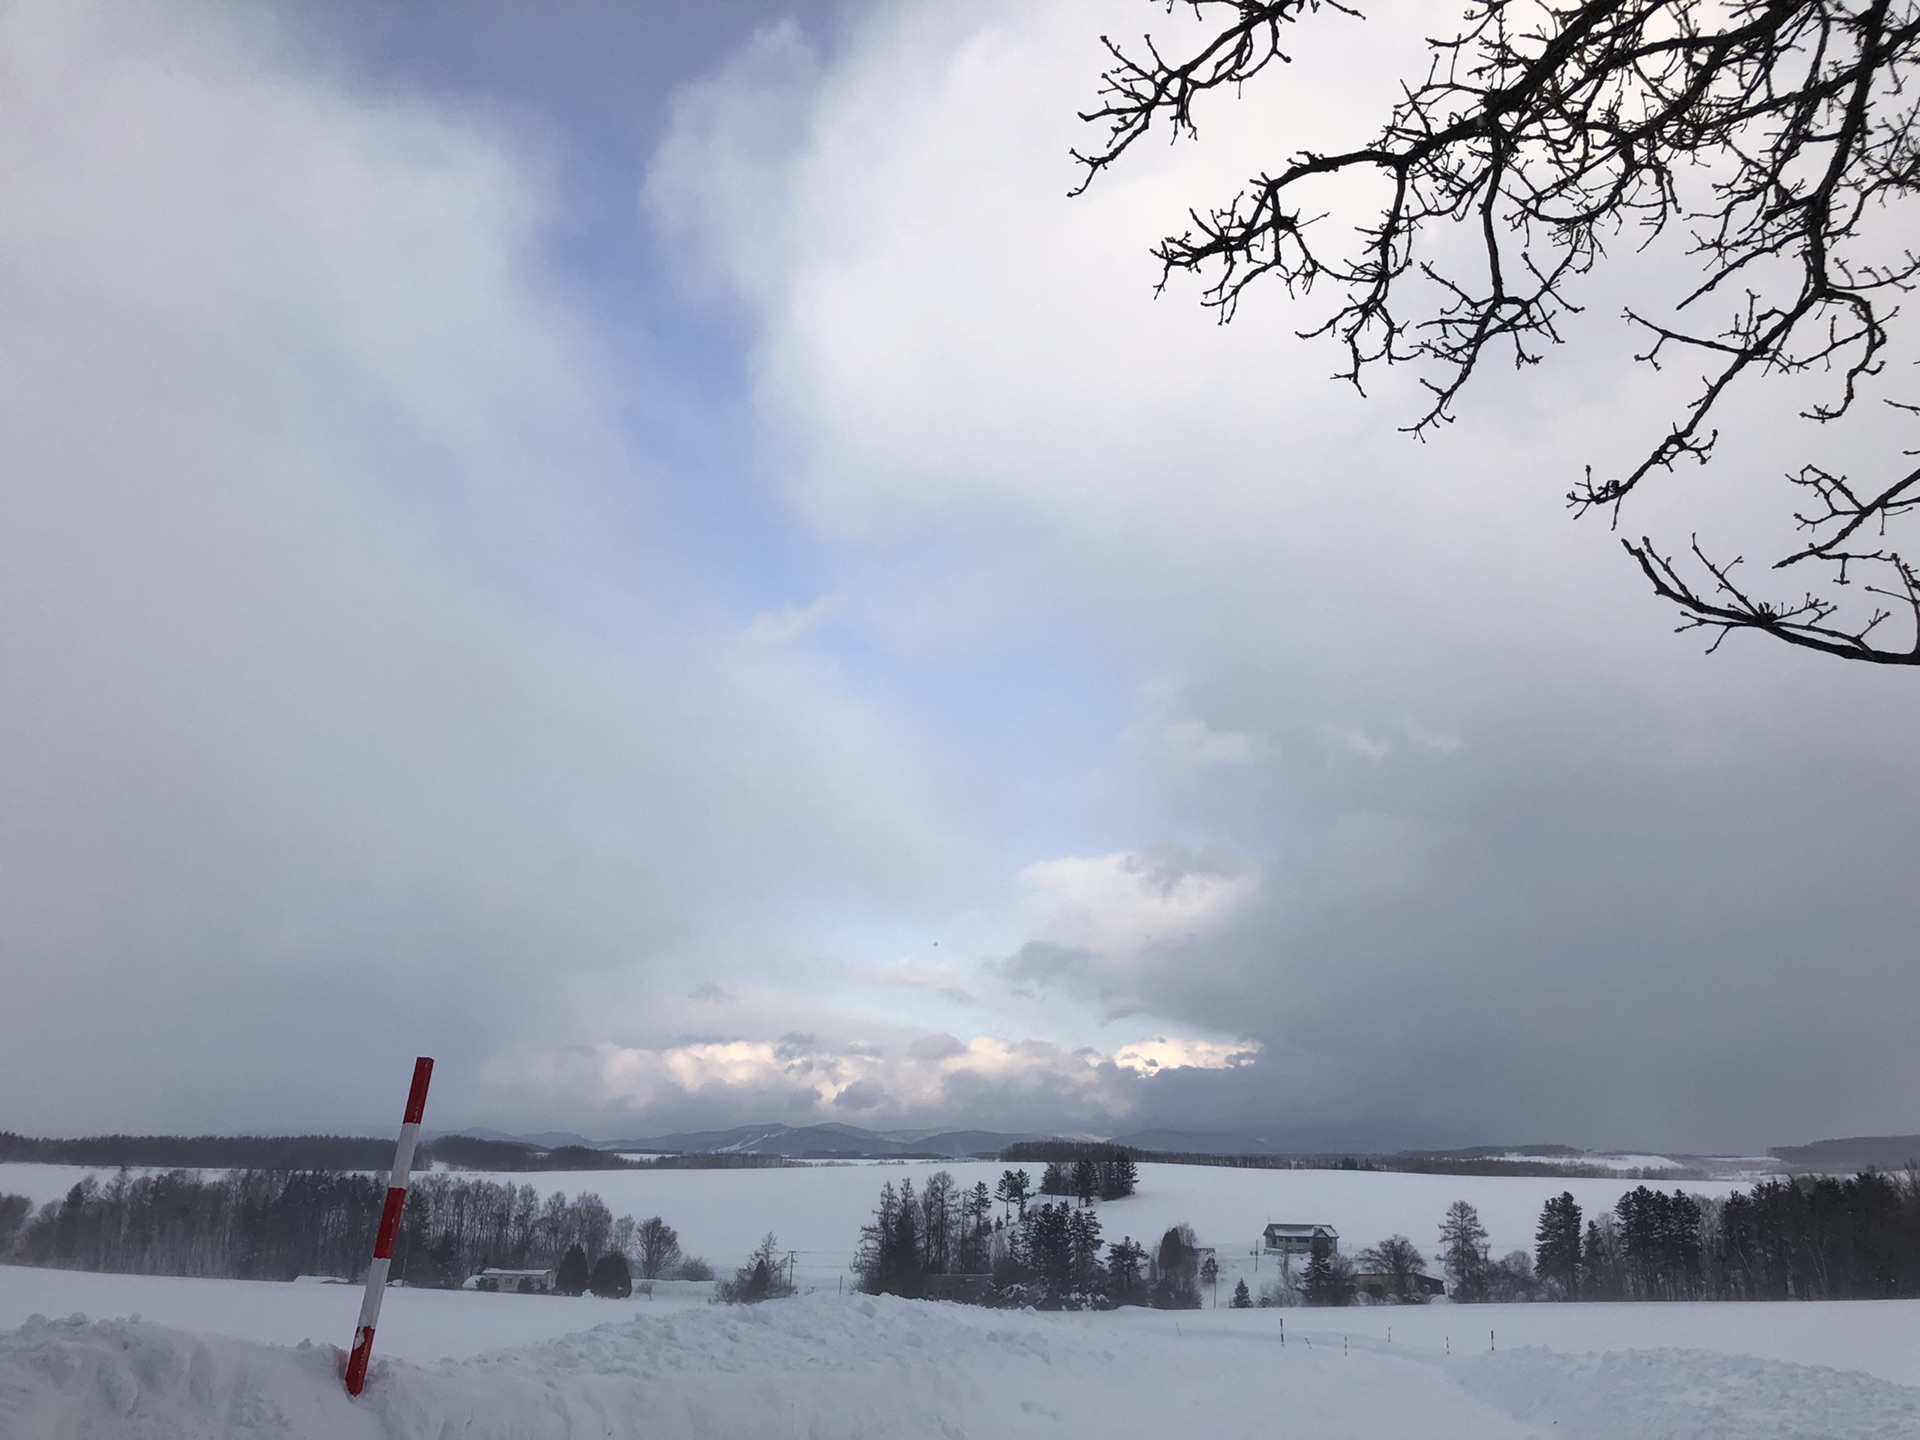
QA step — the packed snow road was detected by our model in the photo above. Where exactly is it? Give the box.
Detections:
[4,1293,1918,1440]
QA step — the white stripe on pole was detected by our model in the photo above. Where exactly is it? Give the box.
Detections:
[344,1056,432,1397]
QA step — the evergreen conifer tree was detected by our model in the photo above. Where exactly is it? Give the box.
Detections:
[1106,1235,1148,1303]
[555,1242,590,1297]
[588,1250,632,1298]
[1152,1223,1203,1309]
[994,1169,1032,1220]
[1302,1233,1351,1306]
[1072,1157,1099,1206]
[1230,1278,1252,1308]
[1534,1193,1584,1300]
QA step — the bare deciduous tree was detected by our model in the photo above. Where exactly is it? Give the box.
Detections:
[1357,1233,1430,1300]
[1076,0,1920,662]
[634,1214,681,1280]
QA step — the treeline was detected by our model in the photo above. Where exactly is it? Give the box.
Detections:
[428,1136,637,1172]
[997,1141,1688,1182]
[0,1169,710,1289]
[0,1130,803,1173]
[853,1167,1194,1309]
[1432,1170,1920,1303]
[0,1132,409,1171]
[998,1152,1689,1182]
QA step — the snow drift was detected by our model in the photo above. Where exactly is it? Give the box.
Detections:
[5,1295,1918,1440]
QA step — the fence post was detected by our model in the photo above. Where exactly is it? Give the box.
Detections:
[344,1057,433,1397]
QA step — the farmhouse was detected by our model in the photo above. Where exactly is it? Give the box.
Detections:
[1261,1222,1338,1258]
[465,1267,558,1295]
[1351,1271,1447,1301]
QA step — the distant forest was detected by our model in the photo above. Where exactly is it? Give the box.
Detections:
[0,1169,712,1288]
[0,1131,799,1173]
[996,1140,1696,1182]
[1508,1171,1920,1304]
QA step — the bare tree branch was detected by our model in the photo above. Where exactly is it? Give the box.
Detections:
[1076,0,1920,662]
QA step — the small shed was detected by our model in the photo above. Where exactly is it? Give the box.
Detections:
[465,1267,559,1295]
[1261,1223,1338,1258]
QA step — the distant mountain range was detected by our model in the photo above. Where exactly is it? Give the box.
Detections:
[447,1122,1055,1158]
[441,1122,1920,1174]
[450,1123,1353,1159]
[620,1123,1057,1159]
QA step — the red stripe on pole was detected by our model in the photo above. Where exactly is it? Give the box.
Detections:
[372,1187,407,1260]
[403,1056,433,1125]
[344,1326,375,1395]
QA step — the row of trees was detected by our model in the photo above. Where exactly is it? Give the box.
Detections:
[0,1169,709,1291]
[1428,1170,1920,1303]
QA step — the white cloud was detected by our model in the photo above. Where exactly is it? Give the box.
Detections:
[1018,848,1259,963]
[584,1027,1253,1128]
[1111,1036,1260,1075]
[747,595,839,645]
[1162,718,1272,770]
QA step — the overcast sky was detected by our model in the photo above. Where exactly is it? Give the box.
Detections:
[2,0,1916,1154]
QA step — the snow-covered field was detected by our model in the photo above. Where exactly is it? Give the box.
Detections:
[5,1160,1919,1437]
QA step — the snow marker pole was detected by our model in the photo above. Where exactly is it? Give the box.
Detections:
[344,1056,433,1397]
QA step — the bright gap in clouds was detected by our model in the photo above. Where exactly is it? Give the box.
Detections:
[2,0,1917,1154]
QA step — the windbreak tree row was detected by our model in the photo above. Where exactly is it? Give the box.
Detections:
[1442,1170,1920,1302]
[0,1169,699,1291]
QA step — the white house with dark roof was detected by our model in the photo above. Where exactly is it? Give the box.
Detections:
[1261,1222,1338,1259]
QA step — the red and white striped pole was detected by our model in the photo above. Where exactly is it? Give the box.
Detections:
[343,1056,433,1397]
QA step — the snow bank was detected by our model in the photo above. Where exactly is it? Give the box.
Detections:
[0,1264,686,1362]
[5,1295,1917,1440]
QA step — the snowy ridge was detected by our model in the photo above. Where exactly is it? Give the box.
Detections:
[5,1297,1917,1440]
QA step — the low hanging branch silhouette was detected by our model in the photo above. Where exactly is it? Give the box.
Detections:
[1073,0,1920,663]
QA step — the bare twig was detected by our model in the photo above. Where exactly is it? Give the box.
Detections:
[1076,0,1920,662]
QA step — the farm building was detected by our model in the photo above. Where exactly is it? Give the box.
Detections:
[1261,1222,1338,1258]
[1351,1271,1447,1301]
[464,1267,558,1295]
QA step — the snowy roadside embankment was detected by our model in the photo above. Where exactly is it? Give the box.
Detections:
[5,1294,1919,1440]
